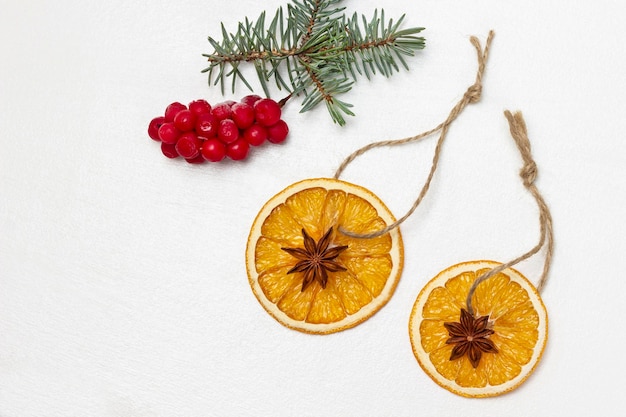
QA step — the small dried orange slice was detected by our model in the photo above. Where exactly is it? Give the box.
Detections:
[409,260,548,397]
[246,178,404,334]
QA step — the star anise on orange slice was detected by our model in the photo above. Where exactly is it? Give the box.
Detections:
[281,227,348,292]
[444,308,498,368]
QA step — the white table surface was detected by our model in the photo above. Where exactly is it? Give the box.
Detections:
[1,1,624,416]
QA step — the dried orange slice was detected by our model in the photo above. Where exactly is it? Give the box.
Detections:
[409,260,548,397]
[246,178,404,334]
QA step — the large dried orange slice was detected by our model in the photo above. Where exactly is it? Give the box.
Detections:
[246,178,404,334]
[409,260,547,397]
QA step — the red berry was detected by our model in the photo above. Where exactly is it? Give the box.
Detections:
[188,99,212,115]
[173,109,196,132]
[158,122,181,145]
[161,142,179,158]
[243,123,268,146]
[175,132,202,159]
[201,138,226,162]
[231,102,255,129]
[226,139,250,160]
[185,154,206,164]
[254,98,281,126]
[267,120,289,144]
[218,119,240,144]
[195,113,219,138]
[211,102,233,121]
[148,116,166,141]
[241,94,262,107]
[164,102,187,122]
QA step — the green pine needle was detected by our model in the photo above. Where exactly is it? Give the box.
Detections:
[201,0,425,126]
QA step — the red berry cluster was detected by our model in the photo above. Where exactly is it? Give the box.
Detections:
[147,95,289,163]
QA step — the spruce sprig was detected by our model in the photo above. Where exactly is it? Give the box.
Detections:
[202,0,425,125]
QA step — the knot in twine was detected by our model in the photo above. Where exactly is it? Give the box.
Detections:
[464,84,482,103]
[334,31,495,239]
[465,110,554,315]
[520,161,538,187]
[505,109,538,186]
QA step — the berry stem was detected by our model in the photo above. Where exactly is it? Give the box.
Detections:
[278,93,292,108]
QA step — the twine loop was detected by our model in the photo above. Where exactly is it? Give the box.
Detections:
[465,111,554,315]
[330,29,553,313]
[330,29,552,314]
[334,31,495,239]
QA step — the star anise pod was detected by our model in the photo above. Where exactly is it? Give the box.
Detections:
[443,308,498,368]
[281,227,348,292]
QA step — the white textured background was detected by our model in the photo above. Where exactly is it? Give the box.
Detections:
[1,0,624,416]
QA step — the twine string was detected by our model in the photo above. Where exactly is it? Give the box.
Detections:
[334,31,495,239]
[465,111,554,316]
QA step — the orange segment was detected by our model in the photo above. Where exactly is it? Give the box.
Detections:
[306,278,348,324]
[490,332,534,366]
[488,279,530,320]
[457,355,488,388]
[339,193,381,234]
[258,265,300,303]
[495,300,540,331]
[485,349,522,386]
[429,345,460,381]
[246,178,403,334]
[421,287,463,322]
[444,270,477,311]
[277,280,317,321]
[409,260,548,397]
[341,255,391,297]
[471,271,511,317]
[284,187,328,239]
[332,269,373,315]
[419,319,450,353]
[319,189,347,235]
[254,237,297,272]
[260,204,303,247]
